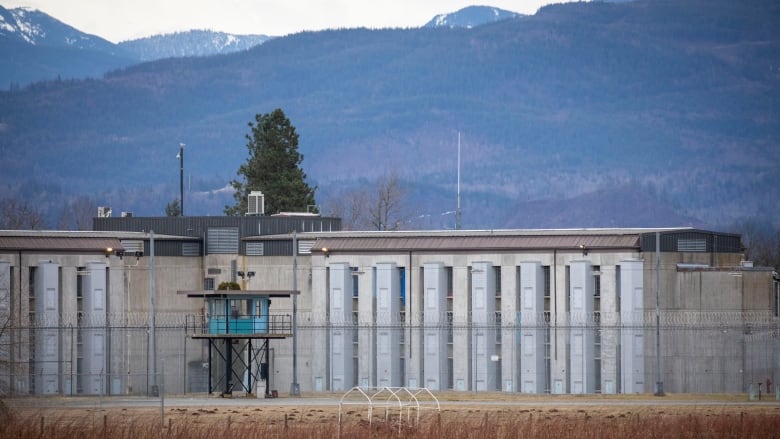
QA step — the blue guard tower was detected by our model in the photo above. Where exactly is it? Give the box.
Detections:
[183,289,294,397]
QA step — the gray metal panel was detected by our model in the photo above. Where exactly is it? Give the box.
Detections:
[182,242,200,256]
[142,240,193,257]
[640,230,742,253]
[94,216,341,238]
[207,227,239,254]
[260,240,293,256]
[246,241,264,256]
[92,216,341,256]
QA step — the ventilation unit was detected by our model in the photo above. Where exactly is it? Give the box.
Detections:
[97,206,112,218]
[247,191,265,215]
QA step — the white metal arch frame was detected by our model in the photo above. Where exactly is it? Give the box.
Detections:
[338,386,441,435]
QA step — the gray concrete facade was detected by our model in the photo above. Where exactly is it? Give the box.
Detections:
[1,227,777,397]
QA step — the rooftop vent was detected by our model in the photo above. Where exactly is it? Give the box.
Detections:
[97,206,112,218]
[247,191,265,216]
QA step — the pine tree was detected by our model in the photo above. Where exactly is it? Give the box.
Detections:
[225,109,316,215]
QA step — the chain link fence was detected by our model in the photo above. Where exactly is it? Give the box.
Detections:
[1,318,779,396]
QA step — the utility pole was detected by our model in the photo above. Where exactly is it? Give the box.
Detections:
[149,230,157,396]
[654,231,664,396]
[177,143,185,216]
[290,231,300,395]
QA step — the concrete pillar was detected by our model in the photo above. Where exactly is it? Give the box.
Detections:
[471,261,496,391]
[34,261,60,395]
[423,262,447,390]
[520,262,546,394]
[375,262,400,387]
[408,265,424,388]
[569,260,595,394]
[599,265,618,394]
[310,256,328,392]
[452,266,469,391]
[329,262,353,391]
[81,261,107,395]
[500,264,518,392]
[356,266,374,388]
[620,259,644,393]
[60,266,77,395]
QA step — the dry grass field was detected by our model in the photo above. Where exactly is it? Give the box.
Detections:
[3,393,780,438]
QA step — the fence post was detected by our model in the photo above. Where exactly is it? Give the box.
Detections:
[183,326,187,395]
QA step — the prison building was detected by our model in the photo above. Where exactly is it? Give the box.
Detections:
[1,225,778,396]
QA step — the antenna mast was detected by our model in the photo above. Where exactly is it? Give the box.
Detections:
[456,131,462,230]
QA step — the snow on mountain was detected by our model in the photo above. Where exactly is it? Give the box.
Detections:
[424,5,521,29]
[0,5,121,54]
[119,30,272,61]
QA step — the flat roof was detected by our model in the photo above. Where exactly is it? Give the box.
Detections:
[0,235,125,252]
[180,290,298,298]
[246,227,695,241]
[310,233,642,253]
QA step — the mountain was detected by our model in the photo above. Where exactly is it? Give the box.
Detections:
[0,5,137,88]
[118,30,272,62]
[0,6,121,53]
[0,6,273,88]
[424,5,521,28]
[0,0,778,229]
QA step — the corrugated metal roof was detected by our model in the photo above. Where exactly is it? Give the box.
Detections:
[312,234,640,253]
[0,236,124,252]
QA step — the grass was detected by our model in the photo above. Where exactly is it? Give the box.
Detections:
[2,404,780,438]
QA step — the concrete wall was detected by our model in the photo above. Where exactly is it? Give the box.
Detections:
[519,261,545,394]
[2,239,778,396]
[620,259,644,394]
[423,262,448,390]
[376,262,401,387]
[328,262,353,391]
[471,261,496,391]
[81,261,107,395]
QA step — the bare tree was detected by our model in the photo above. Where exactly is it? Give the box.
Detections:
[322,188,371,231]
[323,170,411,231]
[0,198,45,230]
[740,221,780,270]
[369,171,408,231]
[55,196,96,230]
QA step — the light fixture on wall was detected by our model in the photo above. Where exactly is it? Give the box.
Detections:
[237,271,256,279]
[579,244,588,256]
[321,247,329,258]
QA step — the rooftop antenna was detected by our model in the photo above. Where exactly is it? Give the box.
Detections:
[455,131,462,230]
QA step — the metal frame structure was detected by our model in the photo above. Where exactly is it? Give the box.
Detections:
[182,289,295,397]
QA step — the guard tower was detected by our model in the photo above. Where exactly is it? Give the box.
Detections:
[182,289,294,396]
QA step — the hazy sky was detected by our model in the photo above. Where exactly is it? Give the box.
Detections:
[0,1,581,43]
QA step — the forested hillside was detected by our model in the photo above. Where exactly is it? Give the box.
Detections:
[0,0,778,229]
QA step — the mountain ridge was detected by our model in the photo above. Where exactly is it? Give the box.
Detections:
[424,5,521,28]
[0,0,778,230]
